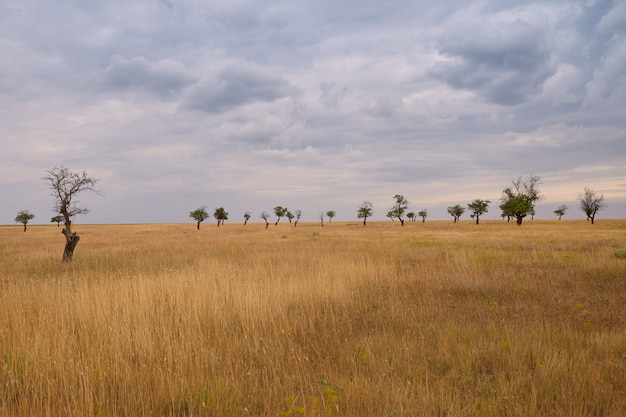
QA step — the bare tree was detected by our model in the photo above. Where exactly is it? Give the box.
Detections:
[260,211,270,229]
[320,212,325,227]
[243,211,251,226]
[578,188,606,224]
[294,209,302,227]
[42,167,101,262]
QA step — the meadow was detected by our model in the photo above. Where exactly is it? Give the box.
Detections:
[0,220,625,416]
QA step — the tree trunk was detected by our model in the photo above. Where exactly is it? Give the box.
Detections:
[475,216,480,225]
[62,229,80,262]
[516,216,523,225]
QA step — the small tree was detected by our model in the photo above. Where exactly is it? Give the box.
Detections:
[260,211,270,229]
[320,212,325,227]
[294,209,302,227]
[357,201,373,226]
[554,204,568,220]
[243,211,251,226]
[15,210,35,232]
[447,204,464,223]
[190,207,209,230]
[418,209,428,223]
[214,207,228,226]
[578,188,606,224]
[51,215,63,227]
[388,194,409,226]
[273,206,288,226]
[407,212,415,222]
[499,175,542,225]
[42,167,101,262]
[467,199,490,225]
[326,211,336,223]
[286,210,294,224]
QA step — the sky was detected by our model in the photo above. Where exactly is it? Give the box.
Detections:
[1,0,625,225]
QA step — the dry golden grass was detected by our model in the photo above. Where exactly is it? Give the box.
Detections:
[1,220,625,416]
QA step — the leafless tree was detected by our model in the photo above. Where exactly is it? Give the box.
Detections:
[42,167,101,262]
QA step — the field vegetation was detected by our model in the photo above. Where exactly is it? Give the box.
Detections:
[1,220,625,416]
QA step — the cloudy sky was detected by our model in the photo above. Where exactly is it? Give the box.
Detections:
[1,0,625,224]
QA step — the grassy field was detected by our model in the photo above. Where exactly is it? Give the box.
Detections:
[1,220,625,416]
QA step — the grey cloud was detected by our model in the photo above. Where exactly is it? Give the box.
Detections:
[100,55,195,98]
[431,18,555,105]
[185,64,292,113]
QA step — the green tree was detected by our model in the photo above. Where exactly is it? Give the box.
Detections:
[554,204,567,220]
[260,211,270,229]
[357,201,373,226]
[214,207,228,226]
[447,204,465,223]
[42,167,101,262]
[388,194,409,226]
[243,211,251,226]
[15,210,35,232]
[273,206,288,226]
[406,212,415,222]
[326,210,336,223]
[499,175,542,225]
[578,188,606,224]
[190,207,209,230]
[286,210,294,224]
[51,215,63,227]
[418,209,428,223]
[467,199,490,225]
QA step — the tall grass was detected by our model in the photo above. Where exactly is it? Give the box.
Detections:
[1,220,625,416]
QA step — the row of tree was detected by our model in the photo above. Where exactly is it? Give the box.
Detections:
[185,175,607,230]
[13,169,608,263]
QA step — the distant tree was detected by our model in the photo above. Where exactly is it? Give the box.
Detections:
[467,199,490,225]
[387,194,409,226]
[243,211,251,226]
[190,207,209,230]
[553,205,567,220]
[578,188,606,224]
[42,167,101,262]
[286,210,294,224]
[407,212,415,222]
[320,212,325,227]
[214,207,228,226]
[273,206,288,226]
[260,211,270,229]
[357,201,373,226]
[15,210,35,232]
[294,209,302,227]
[326,211,336,223]
[418,209,428,223]
[51,215,63,227]
[499,175,542,226]
[447,204,465,223]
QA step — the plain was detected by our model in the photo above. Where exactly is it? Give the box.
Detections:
[1,220,625,416]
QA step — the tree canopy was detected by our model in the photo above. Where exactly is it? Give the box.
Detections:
[15,210,35,232]
[357,201,373,226]
[447,204,465,223]
[467,199,490,225]
[499,175,542,225]
[190,207,209,230]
